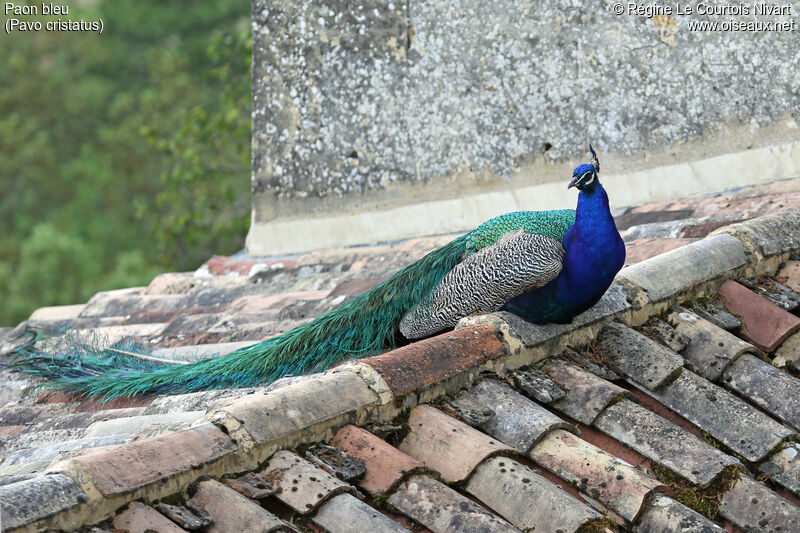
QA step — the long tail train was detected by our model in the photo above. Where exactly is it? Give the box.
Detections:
[7,235,470,401]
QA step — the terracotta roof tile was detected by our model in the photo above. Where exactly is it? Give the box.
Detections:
[634,369,794,462]
[260,450,355,514]
[634,495,725,532]
[189,479,297,532]
[718,279,800,352]
[718,475,800,533]
[302,443,366,481]
[623,237,699,266]
[327,276,389,296]
[158,311,228,338]
[28,304,86,322]
[721,353,800,431]
[0,473,87,530]
[0,403,75,426]
[68,323,169,346]
[528,429,662,523]
[776,260,800,293]
[542,358,626,426]
[360,325,505,396]
[82,410,203,438]
[669,308,755,381]
[388,474,521,533]
[594,399,738,487]
[466,455,600,532]
[691,299,743,330]
[493,282,631,347]
[223,472,279,499]
[398,405,511,483]
[448,378,572,453]
[330,425,424,495]
[614,207,695,231]
[739,276,800,311]
[0,425,25,436]
[760,442,800,497]
[639,317,690,353]
[155,502,212,530]
[79,292,187,319]
[113,501,187,533]
[20,407,147,433]
[679,219,745,238]
[73,422,237,497]
[209,372,377,452]
[311,493,411,532]
[616,234,747,303]
[3,434,129,467]
[507,365,567,403]
[597,322,684,390]
[203,254,296,276]
[5,181,800,531]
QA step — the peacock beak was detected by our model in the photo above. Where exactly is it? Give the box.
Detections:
[567,175,581,190]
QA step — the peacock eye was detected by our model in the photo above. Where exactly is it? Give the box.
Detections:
[583,171,595,185]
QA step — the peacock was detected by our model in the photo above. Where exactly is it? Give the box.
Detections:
[7,146,625,400]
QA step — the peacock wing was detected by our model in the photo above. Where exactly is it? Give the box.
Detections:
[399,229,565,339]
[465,209,575,255]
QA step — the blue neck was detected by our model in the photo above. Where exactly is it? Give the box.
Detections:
[563,184,621,289]
[503,182,625,324]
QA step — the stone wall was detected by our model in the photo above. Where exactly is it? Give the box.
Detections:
[249,0,800,255]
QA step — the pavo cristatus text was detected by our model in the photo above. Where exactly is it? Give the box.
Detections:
[8,146,625,400]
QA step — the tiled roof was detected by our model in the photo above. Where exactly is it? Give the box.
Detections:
[2,179,800,531]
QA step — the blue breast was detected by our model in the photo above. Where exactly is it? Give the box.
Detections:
[502,183,625,324]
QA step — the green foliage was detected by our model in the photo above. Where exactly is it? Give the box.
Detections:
[0,0,251,325]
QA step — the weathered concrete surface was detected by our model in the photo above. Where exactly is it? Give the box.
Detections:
[594,399,738,487]
[250,0,800,255]
[466,456,600,533]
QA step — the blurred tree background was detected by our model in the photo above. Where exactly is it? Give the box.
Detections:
[0,0,252,325]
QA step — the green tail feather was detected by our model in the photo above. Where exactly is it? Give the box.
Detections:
[8,234,471,400]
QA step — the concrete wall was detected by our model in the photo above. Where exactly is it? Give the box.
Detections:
[248,0,800,255]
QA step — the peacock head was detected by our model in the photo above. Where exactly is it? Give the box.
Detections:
[568,144,601,192]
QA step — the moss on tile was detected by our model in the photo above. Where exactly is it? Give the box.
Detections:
[650,463,740,519]
[576,517,619,533]
[366,408,412,447]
